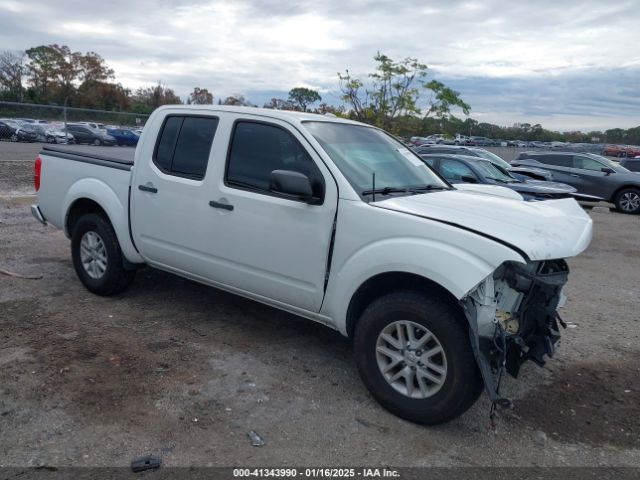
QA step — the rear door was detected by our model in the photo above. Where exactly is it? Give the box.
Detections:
[131,114,221,275]
[525,154,576,185]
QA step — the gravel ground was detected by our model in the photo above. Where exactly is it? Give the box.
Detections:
[0,146,639,468]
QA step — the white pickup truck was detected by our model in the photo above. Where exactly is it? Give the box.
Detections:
[32,105,593,424]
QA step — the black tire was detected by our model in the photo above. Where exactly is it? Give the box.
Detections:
[93,138,102,146]
[354,290,483,425]
[71,213,135,295]
[614,188,640,214]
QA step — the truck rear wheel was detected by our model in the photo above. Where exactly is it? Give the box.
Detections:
[354,290,482,424]
[71,213,135,295]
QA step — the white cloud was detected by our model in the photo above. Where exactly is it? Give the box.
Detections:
[0,0,638,130]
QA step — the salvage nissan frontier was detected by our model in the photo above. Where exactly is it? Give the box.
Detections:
[31,105,593,424]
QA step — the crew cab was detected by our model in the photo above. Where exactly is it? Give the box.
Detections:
[31,106,593,424]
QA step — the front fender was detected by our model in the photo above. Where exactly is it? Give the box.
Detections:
[322,236,523,335]
[62,178,143,263]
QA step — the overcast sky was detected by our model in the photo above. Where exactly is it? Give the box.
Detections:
[1,0,638,131]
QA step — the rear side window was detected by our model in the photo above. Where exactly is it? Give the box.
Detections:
[153,115,218,179]
[226,121,324,199]
[531,154,573,167]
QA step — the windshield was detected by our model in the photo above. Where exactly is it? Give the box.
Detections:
[303,122,448,196]
[473,149,511,169]
[473,159,517,183]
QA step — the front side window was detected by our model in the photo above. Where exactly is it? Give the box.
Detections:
[304,122,448,195]
[573,155,604,171]
[226,121,324,199]
[439,158,476,181]
[153,115,218,179]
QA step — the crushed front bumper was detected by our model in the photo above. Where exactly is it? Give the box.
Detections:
[462,259,569,402]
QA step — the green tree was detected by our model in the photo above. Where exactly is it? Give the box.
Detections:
[221,95,253,106]
[132,81,182,113]
[423,80,470,119]
[288,87,321,112]
[188,87,213,104]
[0,50,26,101]
[263,97,296,110]
[338,53,470,132]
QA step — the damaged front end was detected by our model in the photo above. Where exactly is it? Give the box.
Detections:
[461,259,569,404]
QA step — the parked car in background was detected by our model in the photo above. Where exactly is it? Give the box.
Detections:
[454,134,469,145]
[601,144,625,157]
[414,145,555,181]
[619,158,640,172]
[106,128,139,146]
[468,136,493,146]
[65,124,116,146]
[420,154,577,201]
[513,152,640,213]
[45,128,74,144]
[13,123,39,142]
[0,120,18,141]
[31,125,50,142]
[623,145,640,158]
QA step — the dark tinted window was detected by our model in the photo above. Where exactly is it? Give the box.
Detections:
[532,154,572,167]
[153,115,218,179]
[226,122,324,198]
[439,158,476,181]
[171,117,218,177]
[420,156,436,166]
[622,160,640,172]
[155,116,182,172]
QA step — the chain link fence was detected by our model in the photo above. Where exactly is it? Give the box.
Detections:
[0,101,148,128]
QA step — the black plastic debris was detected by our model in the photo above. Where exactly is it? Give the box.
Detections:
[131,455,162,473]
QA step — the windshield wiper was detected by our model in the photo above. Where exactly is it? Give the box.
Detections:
[362,184,450,198]
[485,177,512,184]
[408,184,450,192]
[361,186,410,196]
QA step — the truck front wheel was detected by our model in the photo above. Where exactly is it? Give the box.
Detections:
[354,291,482,424]
[71,213,135,295]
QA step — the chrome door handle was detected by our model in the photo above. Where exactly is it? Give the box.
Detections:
[570,174,580,178]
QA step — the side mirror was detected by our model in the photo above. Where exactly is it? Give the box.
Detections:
[270,170,315,202]
[461,175,478,183]
[601,167,615,175]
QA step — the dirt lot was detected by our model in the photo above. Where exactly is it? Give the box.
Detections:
[0,145,639,468]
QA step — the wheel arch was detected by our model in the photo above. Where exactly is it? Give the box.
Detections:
[63,179,143,264]
[345,271,464,339]
[610,184,640,203]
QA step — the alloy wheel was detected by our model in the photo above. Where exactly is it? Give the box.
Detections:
[79,231,108,279]
[376,320,447,399]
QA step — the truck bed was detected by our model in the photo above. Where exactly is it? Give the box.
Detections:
[41,145,134,171]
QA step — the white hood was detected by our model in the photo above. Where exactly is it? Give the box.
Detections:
[378,189,593,261]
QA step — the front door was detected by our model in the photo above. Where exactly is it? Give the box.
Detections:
[204,117,338,312]
[571,155,611,198]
